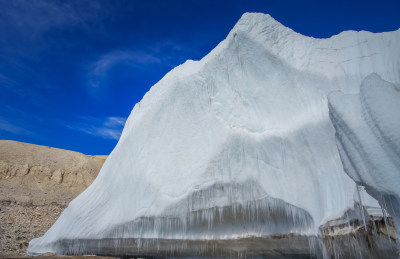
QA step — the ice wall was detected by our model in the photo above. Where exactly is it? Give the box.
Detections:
[328,74,400,246]
[28,13,400,257]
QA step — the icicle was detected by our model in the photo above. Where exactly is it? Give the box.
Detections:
[381,197,392,241]
[356,185,367,231]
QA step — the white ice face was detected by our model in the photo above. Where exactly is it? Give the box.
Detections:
[27,13,400,257]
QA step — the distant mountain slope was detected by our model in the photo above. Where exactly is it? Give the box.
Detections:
[0,140,106,205]
[0,140,106,256]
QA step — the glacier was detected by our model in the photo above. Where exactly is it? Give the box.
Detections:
[27,13,400,258]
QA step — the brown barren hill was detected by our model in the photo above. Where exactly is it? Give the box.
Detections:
[0,140,107,256]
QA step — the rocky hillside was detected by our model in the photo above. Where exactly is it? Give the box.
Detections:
[0,140,106,256]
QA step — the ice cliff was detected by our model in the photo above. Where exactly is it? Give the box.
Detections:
[28,13,400,258]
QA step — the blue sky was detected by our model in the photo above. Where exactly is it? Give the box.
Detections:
[0,0,399,155]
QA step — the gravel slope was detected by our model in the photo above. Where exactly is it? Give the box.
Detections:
[0,140,106,256]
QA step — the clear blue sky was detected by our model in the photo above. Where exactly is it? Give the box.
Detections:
[1,0,399,155]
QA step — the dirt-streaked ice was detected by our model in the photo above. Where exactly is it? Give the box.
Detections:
[28,13,400,257]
